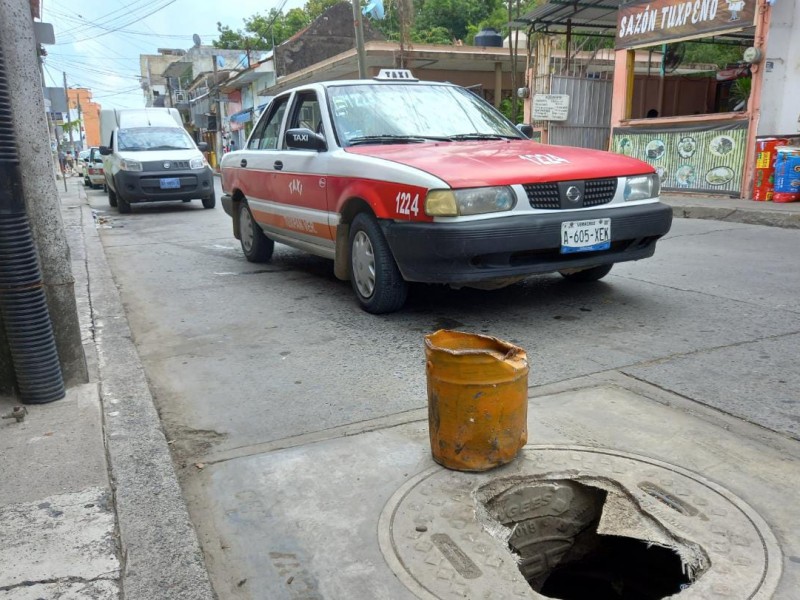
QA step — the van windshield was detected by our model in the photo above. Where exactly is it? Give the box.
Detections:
[117,127,196,151]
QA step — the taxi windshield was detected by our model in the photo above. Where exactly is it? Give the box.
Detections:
[327,83,522,146]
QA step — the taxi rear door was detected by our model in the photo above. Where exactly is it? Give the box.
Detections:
[236,94,291,237]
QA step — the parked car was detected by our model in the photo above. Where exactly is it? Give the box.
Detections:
[99,108,214,213]
[220,70,672,314]
[80,147,105,189]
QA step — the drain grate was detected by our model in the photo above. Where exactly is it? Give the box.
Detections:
[378,446,781,600]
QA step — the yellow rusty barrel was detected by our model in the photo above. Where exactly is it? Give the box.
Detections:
[425,329,528,472]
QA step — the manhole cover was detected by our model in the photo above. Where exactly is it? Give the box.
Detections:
[379,446,781,599]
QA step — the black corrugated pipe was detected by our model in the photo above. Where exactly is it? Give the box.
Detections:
[0,45,65,403]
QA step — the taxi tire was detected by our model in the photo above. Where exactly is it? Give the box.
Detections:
[349,212,408,314]
[107,184,118,208]
[560,264,613,282]
[238,202,273,262]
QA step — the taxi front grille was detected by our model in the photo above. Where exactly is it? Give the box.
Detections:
[523,182,560,209]
[584,178,618,206]
[524,178,618,209]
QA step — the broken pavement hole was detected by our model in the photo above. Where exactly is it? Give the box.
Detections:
[482,479,696,600]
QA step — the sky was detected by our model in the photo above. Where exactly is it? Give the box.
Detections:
[41,0,307,109]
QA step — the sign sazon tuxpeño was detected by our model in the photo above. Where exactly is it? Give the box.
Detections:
[616,0,757,49]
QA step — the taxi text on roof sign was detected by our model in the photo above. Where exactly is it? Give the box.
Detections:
[374,69,418,81]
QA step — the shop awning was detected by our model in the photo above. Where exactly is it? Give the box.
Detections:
[515,0,622,34]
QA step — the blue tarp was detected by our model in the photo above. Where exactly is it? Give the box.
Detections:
[228,102,271,124]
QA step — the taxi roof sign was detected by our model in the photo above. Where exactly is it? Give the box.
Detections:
[374,69,418,81]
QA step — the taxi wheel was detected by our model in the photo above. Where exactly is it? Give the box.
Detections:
[349,212,408,314]
[560,264,613,282]
[238,201,273,262]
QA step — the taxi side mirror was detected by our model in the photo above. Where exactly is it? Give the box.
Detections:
[516,123,534,139]
[285,128,326,152]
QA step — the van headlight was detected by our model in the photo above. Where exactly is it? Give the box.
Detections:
[119,159,142,172]
[190,156,207,170]
[623,174,660,202]
[425,186,516,217]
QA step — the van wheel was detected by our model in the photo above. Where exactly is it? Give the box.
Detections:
[108,184,118,208]
[117,192,131,214]
[559,264,613,282]
[349,212,407,314]
[238,201,273,262]
[202,190,216,209]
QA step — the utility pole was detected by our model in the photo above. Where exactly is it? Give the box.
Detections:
[36,48,65,189]
[75,90,83,150]
[211,55,222,170]
[0,0,88,389]
[352,0,367,79]
[62,71,74,153]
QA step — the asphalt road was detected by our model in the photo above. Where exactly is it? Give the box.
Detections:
[84,181,800,595]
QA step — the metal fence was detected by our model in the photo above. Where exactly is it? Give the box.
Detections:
[548,75,613,151]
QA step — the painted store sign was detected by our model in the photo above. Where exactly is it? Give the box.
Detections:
[616,0,756,49]
[611,120,748,194]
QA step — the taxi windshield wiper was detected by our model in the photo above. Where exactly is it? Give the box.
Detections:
[449,133,519,141]
[347,135,428,146]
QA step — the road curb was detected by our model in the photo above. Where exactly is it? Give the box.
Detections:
[670,204,800,229]
[77,195,216,600]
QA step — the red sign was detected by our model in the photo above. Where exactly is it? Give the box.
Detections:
[616,0,757,49]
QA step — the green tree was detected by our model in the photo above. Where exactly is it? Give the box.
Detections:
[413,0,500,41]
[683,41,745,68]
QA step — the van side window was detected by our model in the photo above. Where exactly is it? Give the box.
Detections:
[249,96,289,150]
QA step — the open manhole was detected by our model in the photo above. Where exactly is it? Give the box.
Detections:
[379,446,781,600]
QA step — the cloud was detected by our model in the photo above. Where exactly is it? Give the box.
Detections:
[46,0,306,109]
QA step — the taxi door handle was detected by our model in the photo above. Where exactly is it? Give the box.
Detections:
[240,159,247,168]
[273,160,283,171]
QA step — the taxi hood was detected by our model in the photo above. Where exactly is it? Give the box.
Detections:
[345,140,654,188]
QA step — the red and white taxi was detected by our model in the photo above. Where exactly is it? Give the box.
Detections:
[221,70,672,313]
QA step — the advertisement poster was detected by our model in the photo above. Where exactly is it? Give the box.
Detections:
[611,120,748,194]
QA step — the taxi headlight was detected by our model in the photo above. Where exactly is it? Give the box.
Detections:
[190,156,207,169]
[425,186,516,217]
[624,174,660,202]
[119,158,142,172]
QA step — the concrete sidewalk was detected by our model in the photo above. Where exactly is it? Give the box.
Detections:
[0,180,798,599]
[1,179,214,600]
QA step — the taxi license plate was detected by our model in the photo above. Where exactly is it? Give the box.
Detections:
[160,177,180,190]
[561,218,611,254]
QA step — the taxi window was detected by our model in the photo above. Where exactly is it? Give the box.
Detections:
[289,91,323,135]
[249,96,289,150]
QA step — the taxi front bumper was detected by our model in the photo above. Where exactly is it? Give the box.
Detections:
[380,202,673,284]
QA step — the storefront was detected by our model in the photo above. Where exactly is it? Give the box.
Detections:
[518,0,800,199]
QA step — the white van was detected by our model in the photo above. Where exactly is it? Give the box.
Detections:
[99,108,215,213]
